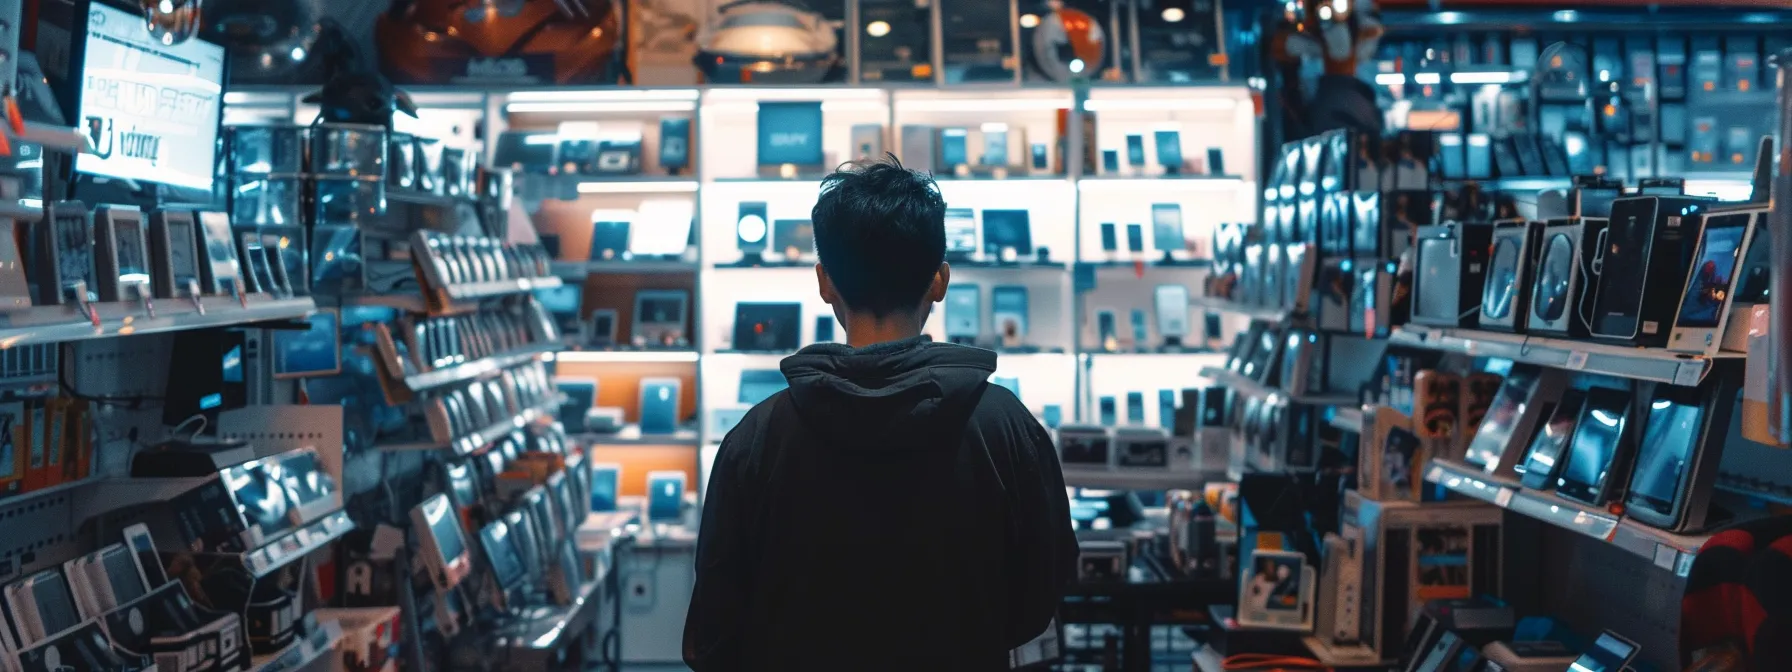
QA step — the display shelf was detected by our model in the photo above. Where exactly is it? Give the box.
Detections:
[575,427,702,447]
[551,259,698,277]
[386,189,469,209]
[1388,325,1740,385]
[1077,175,1249,189]
[1424,458,1705,577]
[1060,466,1225,491]
[1199,367,1355,406]
[1328,406,1366,434]
[249,617,344,672]
[0,294,314,347]
[1189,296,1297,323]
[950,259,1069,271]
[403,342,562,393]
[488,572,606,662]
[0,475,103,517]
[379,397,561,456]
[554,349,701,363]
[229,510,357,579]
[350,277,563,314]
[440,275,563,302]
[1078,259,1213,270]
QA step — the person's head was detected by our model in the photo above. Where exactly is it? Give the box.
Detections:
[811,156,950,333]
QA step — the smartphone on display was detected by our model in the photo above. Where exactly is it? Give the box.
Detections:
[944,284,981,341]
[945,207,978,259]
[1126,392,1145,425]
[991,286,1028,339]
[1154,284,1190,341]
[1099,397,1117,426]
[1126,135,1146,167]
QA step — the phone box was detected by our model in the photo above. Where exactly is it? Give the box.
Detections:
[1340,491,1503,659]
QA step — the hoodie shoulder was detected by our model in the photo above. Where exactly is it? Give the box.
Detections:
[968,382,1048,439]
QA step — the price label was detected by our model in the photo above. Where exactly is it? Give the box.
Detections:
[1494,488,1515,507]
[1653,544,1679,572]
[1426,465,1444,483]
[1674,362,1703,387]
[1566,351,1590,370]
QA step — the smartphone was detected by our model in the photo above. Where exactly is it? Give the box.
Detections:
[1100,223,1118,252]
[991,286,1029,339]
[1126,223,1145,253]
[1126,135,1146,167]
[1099,397,1117,426]
[1126,392,1145,425]
[1155,284,1190,340]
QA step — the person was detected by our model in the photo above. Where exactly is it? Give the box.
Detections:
[684,157,1078,671]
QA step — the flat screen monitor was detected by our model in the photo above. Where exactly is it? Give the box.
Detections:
[732,302,802,352]
[76,3,226,194]
[1557,387,1631,504]
[1151,204,1184,254]
[945,208,978,255]
[738,369,788,405]
[589,219,631,260]
[772,219,813,257]
[534,286,583,315]
[273,308,341,378]
[980,210,1033,256]
[757,101,824,166]
[589,463,620,513]
[1627,389,1704,517]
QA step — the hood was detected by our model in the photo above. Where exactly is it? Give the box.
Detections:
[780,336,996,452]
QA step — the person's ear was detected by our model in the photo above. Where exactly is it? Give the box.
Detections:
[816,263,840,306]
[927,262,951,303]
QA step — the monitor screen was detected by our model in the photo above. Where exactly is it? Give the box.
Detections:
[77,3,225,192]
[100,546,147,605]
[773,219,813,256]
[478,520,526,591]
[224,463,294,539]
[1522,389,1585,486]
[732,303,801,351]
[273,309,341,378]
[1559,388,1630,500]
[504,510,541,572]
[945,208,977,254]
[738,369,788,405]
[425,496,468,567]
[1628,394,1704,514]
[444,461,478,510]
[1463,367,1540,469]
[981,209,1033,256]
[757,101,824,166]
[275,450,335,511]
[1152,204,1183,253]
[1675,214,1747,329]
[589,464,619,512]
[648,472,685,521]
[535,286,583,315]
[590,220,631,258]
[31,570,82,637]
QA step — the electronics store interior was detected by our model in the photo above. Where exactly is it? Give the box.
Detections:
[0,0,1790,671]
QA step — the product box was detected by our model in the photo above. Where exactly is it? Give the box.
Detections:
[1359,406,1427,503]
[1340,491,1503,658]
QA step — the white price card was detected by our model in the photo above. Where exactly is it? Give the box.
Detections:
[1494,488,1515,507]
[1566,351,1590,370]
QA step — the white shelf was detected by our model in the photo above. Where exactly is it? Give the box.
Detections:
[1060,466,1225,491]
[1189,296,1297,323]
[1199,366,1356,406]
[0,294,313,347]
[1424,458,1705,577]
[1388,325,1739,385]
[404,342,562,393]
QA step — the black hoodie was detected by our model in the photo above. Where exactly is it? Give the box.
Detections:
[684,337,1078,672]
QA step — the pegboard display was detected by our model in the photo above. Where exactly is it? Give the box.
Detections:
[1516,514,1684,671]
[0,482,81,584]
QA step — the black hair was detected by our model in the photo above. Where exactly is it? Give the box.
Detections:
[810,156,947,317]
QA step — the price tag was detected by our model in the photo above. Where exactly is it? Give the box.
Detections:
[1426,465,1444,483]
[1674,362,1703,387]
[1566,351,1590,370]
[1653,544,1679,572]
[1494,488,1515,507]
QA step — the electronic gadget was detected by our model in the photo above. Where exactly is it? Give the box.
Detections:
[1101,149,1119,174]
[1099,397,1117,427]
[33,201,93,305]
[756,102,824,170]
[738,369,788,406]
[814,315,835,343]
[1519,389,1586,490]
[1154,130,1183,174]
[900,126,935,170]
[991,286,1028,344]
[1147,204,1186,263]
[1480,221,1544,333]
[1530,218,1609,338]
[850,124,882,162]
[589,218,630,261]
[1411,223,1493,328]
[1114,428,1171,468]
[646,470,686,524]
[1096,310,1117,351]
[1566,632,1640,672]
[981,209,1032,259]
[190,211,243,298]
[410,494,471,594]
[1125,392,1146,426]
[1154,285,1189,347]
[633,289,689,346]
[66,544,148,617]
[1130,309,1148,347]
[1100,222,1118,254]
[938,128,969,170]
[89,206,149,304]
[773,219,814,261]
[735,201,769,263]
[1158,391,1177,432]
[1462,366,1564,479]
[554,377,598,432]
[74,2,224,196]
[477,519,527,609]
[1280,330,1325,397]
[1590,195,1712,346]
[1625,379,1735,532]
[981,124,1008,167]
[1236,548,1315,631]
[1125,134,1145,167]
[660,118,692,173]
[589,463,620,512]
[1207,148,1226,176]
[1668,210,1759,354]
[639,378,682,435]
[4,567,82,644]
[1030,142,1048,171]
[945,208,978,260]
[272,309,341,378]
[146,210,200,301]
[1284,244,1316,312]
[1242,323,1283,384]
[1058,426,1112,466]
[632,199,695,257]
[1555,387,1633,506]
[1126,223,1144,255]
[944,285,980,343]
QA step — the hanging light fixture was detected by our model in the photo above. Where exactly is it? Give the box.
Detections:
[138,0,205,45]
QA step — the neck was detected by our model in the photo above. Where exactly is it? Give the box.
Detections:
[841,311,926,348]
